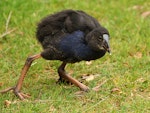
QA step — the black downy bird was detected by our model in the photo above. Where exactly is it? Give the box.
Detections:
[0,10,111,100]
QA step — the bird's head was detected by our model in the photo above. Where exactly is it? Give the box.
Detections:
[86,27,111,54]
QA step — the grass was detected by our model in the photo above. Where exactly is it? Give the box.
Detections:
[0,0,150,112]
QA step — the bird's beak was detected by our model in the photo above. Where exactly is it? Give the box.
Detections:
[103,34,111,55]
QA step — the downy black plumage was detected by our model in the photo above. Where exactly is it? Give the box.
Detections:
[36,9,111,62]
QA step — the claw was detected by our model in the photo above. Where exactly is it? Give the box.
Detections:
[15,92,30,100]
[80,86,90,92]
[0,87,30,100]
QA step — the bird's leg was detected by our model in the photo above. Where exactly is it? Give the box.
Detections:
[57,62,89,92]
[0,54,41,100]
[57,68,71,84]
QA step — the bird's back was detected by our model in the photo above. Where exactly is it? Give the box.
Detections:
[36,9,101,49]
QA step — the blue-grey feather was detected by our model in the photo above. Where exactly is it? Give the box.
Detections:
[59,31,105,62]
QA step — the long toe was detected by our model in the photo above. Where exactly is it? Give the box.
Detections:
[0,87,31,100]
[14,92,31,100]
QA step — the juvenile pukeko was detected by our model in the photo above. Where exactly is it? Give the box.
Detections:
[0,9,111,100]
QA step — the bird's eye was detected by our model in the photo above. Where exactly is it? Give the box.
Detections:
[99,36,103,40]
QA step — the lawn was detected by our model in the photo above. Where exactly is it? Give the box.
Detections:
[0,0,150,113]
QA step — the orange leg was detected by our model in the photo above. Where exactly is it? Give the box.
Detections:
[0,54,41,100]
[58,62,89,91]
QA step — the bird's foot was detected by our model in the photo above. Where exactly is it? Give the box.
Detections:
[56,77,72,85]
[57,77,90,92]
[0,87,30,100]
